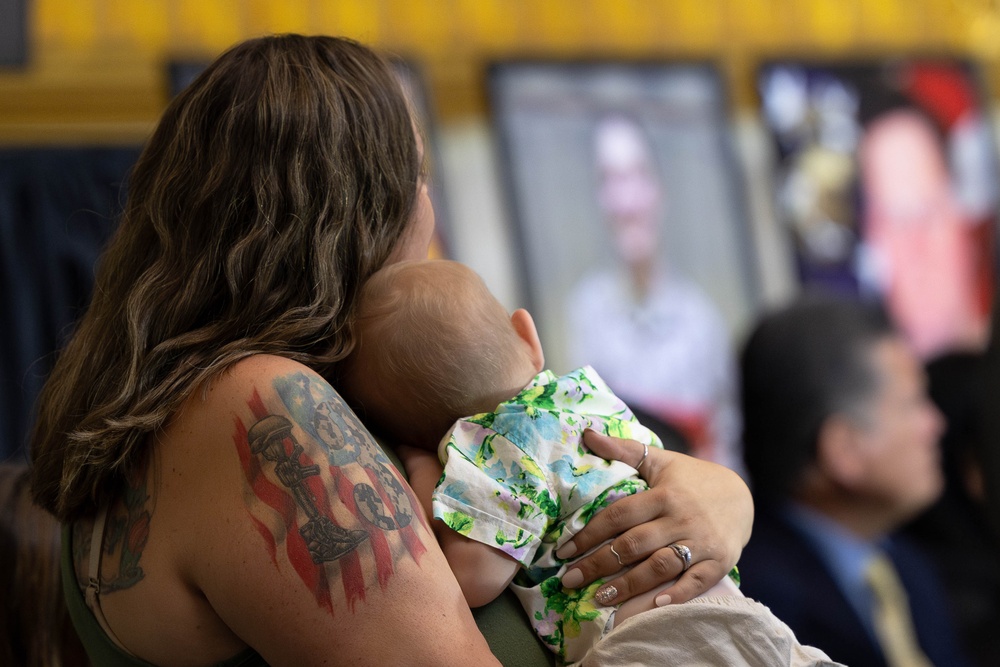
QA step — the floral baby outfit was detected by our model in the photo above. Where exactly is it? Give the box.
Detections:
[432,366,662,665]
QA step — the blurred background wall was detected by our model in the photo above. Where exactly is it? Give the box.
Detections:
[7,1,996,284]
[3,0,999,301]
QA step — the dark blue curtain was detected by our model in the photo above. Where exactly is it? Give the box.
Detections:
[0,147,141,462]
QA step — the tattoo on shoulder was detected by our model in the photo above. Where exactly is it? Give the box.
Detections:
[233,371,427,615]
[77,468,152,594]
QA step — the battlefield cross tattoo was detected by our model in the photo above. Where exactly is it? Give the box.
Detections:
[247,414,368,563]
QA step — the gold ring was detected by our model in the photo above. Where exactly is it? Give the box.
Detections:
[636,442,649,470]
[610,543,624,567]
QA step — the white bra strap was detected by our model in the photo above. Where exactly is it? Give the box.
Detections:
[84,505,141,659]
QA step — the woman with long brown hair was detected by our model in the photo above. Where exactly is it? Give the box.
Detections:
[29,34,751,665]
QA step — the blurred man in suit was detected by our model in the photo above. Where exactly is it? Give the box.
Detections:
[738,295,971,667]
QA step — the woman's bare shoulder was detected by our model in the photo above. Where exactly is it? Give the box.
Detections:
[176,354,329,419]
[226,353,313,375]
[212,353,320,391]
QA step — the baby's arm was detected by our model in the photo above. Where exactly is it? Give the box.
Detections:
[397,446,519,608]
[436,528,520,608]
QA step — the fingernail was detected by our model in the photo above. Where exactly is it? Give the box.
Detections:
[595,585,618,605]
[561,568,584,588]
[556,540,577,559]
[655,593,672,607]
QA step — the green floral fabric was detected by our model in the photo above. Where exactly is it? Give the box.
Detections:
[433,366,662,664]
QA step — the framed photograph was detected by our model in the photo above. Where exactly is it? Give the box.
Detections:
[489,60,756,470]
[390,58,452,259]
[0,0,26,67]
[758,58,998,359]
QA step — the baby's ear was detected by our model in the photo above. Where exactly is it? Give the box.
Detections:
[511,308,544,372]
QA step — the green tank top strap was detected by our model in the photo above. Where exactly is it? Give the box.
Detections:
[60,523,266,667]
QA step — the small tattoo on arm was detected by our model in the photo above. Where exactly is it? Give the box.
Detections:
[102,469,152,593]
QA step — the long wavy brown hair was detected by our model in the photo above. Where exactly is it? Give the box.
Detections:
[30,34,420,521]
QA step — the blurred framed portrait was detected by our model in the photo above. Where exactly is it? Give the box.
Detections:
[0,0,26,67]
[489,60,756,471]
[391,58,451,260]
[758,58,998,359]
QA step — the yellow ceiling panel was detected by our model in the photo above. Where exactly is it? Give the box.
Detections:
[452,0,521,52]
[727,0,788,50]
[312,1,384,45]
[383,0,454,57]
[102,0,171,52]
[531,0,586,52]
[584,0,662,54]
[858,0,926,48]
[35,0,99,51]
[170,0,246,52]
[666,0,725,51]
[800,0,859,51]
[245,0,313,37]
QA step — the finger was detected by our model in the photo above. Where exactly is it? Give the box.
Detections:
[559,536,638,589]
[554,491,661,563]
[590,545,724,607]
[584,538,727,606]
[582,429,646,470]
[559,519,675,593]
[651,561,724,605]
[605,544,685,604]
[647,539,728,605]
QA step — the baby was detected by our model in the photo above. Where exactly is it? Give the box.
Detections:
[339,259,837,667]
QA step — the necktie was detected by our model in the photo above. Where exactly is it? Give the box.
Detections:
[865,552,933,667]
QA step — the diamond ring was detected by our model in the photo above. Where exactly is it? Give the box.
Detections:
[669,543,692,572]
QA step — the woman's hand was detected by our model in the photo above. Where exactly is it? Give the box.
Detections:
[556,430,752,606]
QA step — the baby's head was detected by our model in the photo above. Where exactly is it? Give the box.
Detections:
[340,259,544,450]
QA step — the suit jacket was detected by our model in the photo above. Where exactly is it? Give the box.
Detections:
[739,505,971,667]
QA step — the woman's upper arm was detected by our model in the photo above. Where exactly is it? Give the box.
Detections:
[177,356,499,666]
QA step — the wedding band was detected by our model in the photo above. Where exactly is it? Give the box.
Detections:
[669,543,692,572]
[610,543,624,567]
[636,442,649,470]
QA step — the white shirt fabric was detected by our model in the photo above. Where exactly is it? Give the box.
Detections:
[579,596,843,667]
